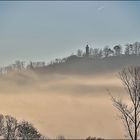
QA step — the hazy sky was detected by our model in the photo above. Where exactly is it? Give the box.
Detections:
[0,1,140,66]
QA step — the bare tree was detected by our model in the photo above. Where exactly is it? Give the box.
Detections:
[89,48,103,59]
[125,44,131,56]
[77,49,83,57]
[0,114,46,139]
[113,45,122,56]
[0,114,4,137]
[14,61,25,71]
[17,121,41,140]
[133,42,140,56]
[3,115,18,140]
[103,46,114,57]
[111,66,140,140]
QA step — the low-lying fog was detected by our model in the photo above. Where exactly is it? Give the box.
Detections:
[0,71,128,139]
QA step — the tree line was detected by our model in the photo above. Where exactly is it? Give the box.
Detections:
[49,41,140,66]
[0,114,104,140]
[0,61,46,75]
[77,42,140,58]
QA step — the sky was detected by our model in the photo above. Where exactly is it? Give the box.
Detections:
[0,1,140,66]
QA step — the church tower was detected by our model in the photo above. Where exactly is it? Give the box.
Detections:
[86,44,89,57]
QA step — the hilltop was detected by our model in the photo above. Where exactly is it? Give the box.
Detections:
[1,41,140,75]
[35,54,140,75]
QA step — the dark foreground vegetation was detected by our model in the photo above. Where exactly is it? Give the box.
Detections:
[0,114,45,139]
[0,114,104,139]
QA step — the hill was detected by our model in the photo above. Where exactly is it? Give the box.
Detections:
[34,55,140,75]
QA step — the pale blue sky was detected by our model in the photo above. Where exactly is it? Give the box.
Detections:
[0,1,140,66]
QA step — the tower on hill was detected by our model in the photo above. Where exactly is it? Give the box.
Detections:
[86,44,89,57]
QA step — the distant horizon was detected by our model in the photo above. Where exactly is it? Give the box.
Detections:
[1,1,140,66]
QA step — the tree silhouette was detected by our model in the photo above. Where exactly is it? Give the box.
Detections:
[0,114,45,139]
[103,46,113,57]
[111,66,140,140]
[3,115,17,140]
[113,45,122,56]
[17,121,41,140]
[77,49,83,57]
[125,44,131,56]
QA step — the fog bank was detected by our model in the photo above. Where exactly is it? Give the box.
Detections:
[0,71,127,138]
